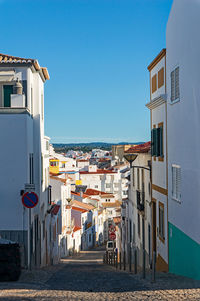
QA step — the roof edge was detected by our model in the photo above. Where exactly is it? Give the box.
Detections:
[147,49,166,71]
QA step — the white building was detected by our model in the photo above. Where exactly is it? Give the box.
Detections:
[0,53,50,268]
[79,165,124,200]
[146,49,169,272]
[166,0,200,280]
[124,143,151,269]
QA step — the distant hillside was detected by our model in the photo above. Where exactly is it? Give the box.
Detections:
[53,142,144,153]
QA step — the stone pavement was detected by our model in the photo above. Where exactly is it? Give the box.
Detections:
[0,248,200,300]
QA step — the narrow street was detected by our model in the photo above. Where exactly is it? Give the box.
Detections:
[1,248,200,300]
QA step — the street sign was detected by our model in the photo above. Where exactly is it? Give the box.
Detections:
[108,225,116,233]
[22,192,39,209]
[109,233,116,240]
[24,183,35,191]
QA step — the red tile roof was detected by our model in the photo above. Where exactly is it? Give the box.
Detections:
[85,188,109,196]
[80,169,116,175]
[71,206,88,213]
[0,53,49,80]
[125,142,151,154]
[72,200,95,210]
[71,191,89,198]
[73,226,81,233]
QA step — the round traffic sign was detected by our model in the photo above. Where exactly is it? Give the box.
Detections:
[109,233,116,240]
[22,192,39,209]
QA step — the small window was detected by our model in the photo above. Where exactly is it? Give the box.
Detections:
[171,67,180,102]
[95,185,98,189]
[172,165,181,201]
[132,168,135,187]
[106,183,111,188]
[159,202,165,241]
[158,67,164,89]
[151,125,163,157]
[152,74,157,93]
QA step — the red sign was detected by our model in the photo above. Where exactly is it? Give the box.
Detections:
[109,232,116,240]
[22,192,39,209]
[109,225,116,233]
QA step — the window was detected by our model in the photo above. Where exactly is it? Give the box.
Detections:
[159,202,165,241]
[46,141,49,151]
[171,67,179,102]
[152,74,157,93]
[172,165,181,201]
[95,185,98,189]
[50,161,58,167]
[158,67,164,88]
[106,183,111,188]
[3,85,13,107]
[138,213,140,237]
[48,185,52,204]
[151,125,163,157]
[137,168,140,190]
[61,163,65,168]
[82,217,84,225]
[29,153,34,184]
[89,234,91,242]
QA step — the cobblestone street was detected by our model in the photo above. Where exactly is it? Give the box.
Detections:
[1,248,200,300]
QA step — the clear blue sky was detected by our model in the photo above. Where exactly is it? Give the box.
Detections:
[0,0,173,143]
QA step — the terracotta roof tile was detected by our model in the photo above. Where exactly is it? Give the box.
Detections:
[125,141,151,154]
[0,52,49,80]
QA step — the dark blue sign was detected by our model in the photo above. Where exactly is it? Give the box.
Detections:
[22,192,39,209]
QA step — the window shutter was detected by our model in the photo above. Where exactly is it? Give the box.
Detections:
[152,128,157,156]
[171,70,175,101]
[159,126,163,157]
[172,166,176,198]
[151,129,154,156]
[157,127,161,156]
[175,67,179,100]
[176,167,181,200]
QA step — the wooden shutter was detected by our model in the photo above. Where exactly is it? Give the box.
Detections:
[159,126,163,157]
[158,67,164,88]
[152,128,157,156]
[152,74,157,93]
[171,70,175,101]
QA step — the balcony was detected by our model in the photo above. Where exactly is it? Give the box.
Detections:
[136,190,144,212]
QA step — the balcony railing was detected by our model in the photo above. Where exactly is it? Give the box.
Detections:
[136,190,144,212]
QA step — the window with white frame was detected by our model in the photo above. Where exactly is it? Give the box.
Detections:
[172,165,181,201]
[171,67,180,102]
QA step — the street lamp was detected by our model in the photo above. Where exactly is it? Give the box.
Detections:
[123,153,138,168]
